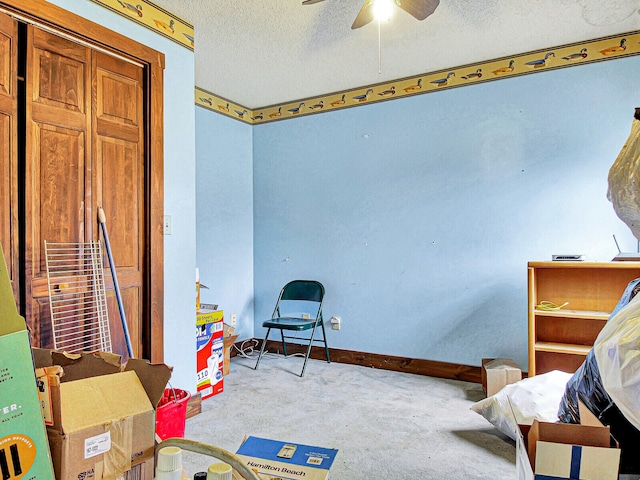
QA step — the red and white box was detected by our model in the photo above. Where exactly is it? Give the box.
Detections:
[196,309,224,400]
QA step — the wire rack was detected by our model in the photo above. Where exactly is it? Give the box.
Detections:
[44,241,113,353]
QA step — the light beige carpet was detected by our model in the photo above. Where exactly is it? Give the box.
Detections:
[181,352,515,479]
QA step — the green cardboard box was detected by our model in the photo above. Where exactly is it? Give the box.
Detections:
[0,244,55,479]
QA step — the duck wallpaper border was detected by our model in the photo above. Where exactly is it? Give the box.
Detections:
[196,30,639,125]
[85,1,638,125]
[90,0,194,50]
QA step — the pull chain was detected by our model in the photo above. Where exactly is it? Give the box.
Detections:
[378,17,382,74]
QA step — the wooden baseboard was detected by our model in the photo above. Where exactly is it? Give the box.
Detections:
[256,339,482,384]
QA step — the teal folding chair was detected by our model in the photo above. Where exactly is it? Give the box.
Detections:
[254,280,330,377]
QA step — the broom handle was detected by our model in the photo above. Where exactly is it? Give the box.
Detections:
[98,206,134,358]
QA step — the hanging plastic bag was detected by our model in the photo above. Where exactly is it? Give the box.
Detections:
[608,112,640,241]
[558,278,640,424]
[593,293,640,431]
[557,350,613,424]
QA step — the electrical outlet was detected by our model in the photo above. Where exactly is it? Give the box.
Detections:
[330,316,341,330]
[230,313,237,326]
[302,313,311,319]
[163,215,172,235]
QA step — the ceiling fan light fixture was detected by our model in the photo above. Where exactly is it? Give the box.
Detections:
[373,0,395,22]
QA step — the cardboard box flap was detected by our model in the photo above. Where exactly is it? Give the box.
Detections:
[578,400,602,427]
[124,358,173,407]
[32,348,122,381]
[484,358,520,370]
[53,350,122,381]
[58,370,153,433]
[33,347,173,408]
[528,420,611,469]
[32,347,55,367]
[0,244,26,336]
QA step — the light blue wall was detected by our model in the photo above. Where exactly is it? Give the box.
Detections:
[252,56,640,370]
[44,0,640,378]
[196,108,254,341]
[49,0,197,390]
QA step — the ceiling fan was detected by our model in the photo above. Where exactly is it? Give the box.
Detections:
[302,0,440,29]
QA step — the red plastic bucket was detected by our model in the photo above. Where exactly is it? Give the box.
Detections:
[155,387,191,441]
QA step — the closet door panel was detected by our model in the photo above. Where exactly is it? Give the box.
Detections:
[31,28,86,114]
[97,138,140,269]
[25,26,90,347]
[27,122,87,349]
[93,50,144,359]
[0,12,17,298]
[0,13,13,96]
[35,124,86,251]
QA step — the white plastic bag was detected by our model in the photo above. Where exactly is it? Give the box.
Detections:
[471,370,572,440]
[593,294,640,431]
[608,115,640,241]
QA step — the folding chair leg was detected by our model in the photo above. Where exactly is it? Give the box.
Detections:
[300,341,313,378]
[280,329,288,357]
[300,323,320,378]
[254,328,271,371]
[320,321,330,364]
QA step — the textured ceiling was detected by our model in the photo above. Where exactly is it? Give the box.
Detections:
[154,0,640,109]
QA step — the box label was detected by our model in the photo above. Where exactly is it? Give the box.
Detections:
[84,431,111,459]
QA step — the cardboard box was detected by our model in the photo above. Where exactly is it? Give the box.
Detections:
[223,323,235,338]
[223,333,239,376]
[196,309,224,399]
[33,348,171,480]
[234,436,338,480]
[516,402,620,480]
[0,244,56,479]
[482,358,522,397]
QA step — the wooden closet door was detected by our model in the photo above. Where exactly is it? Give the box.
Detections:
[0,0,163,362]
[24,26,146,358]
[92,51,145,360]
[0,13,17,298]
[24,26,90,347]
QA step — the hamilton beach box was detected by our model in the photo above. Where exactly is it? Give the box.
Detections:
[235,436,338,480]
[32,348,172,480]
[0,244,56,479]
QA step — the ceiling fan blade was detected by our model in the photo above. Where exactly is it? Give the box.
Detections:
[302,0,326,4]
[396,0,440,21]
[351,0,375,29]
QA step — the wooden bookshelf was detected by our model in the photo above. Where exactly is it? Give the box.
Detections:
[528,261,640,376]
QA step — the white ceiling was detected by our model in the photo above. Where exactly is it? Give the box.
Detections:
[155,0,640,109]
